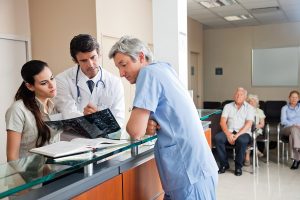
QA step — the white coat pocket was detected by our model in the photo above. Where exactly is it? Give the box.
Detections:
[96,94,113,110]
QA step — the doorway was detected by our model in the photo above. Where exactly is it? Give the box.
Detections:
[188,52,202,108]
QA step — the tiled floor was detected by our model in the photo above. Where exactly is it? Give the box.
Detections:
[216,149,300,200]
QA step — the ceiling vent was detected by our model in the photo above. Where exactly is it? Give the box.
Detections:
[250,6,280,14]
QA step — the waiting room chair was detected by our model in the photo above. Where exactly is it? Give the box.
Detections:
[226,124,259,174]
[264,101,286,125]
[255,125,270,163]
[263,101,287,162]
[259,100,265,112]
[277,124,289,163]
[203,101,222,109]
[221,100,234,109]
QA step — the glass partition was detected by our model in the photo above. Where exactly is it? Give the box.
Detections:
[0,134,157,198]
[197,109,222,120]
[0,109,221,198]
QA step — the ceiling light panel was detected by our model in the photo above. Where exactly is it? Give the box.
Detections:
[214,9,249,17]
[194,0,238,8]
[224,14,253,21]
[210,4,244,12]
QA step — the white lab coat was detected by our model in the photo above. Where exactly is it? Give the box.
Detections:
[54,65,125,128]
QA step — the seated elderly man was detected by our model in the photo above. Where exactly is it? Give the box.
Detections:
[215,87,254,176]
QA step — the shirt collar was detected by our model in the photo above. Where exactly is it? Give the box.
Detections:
[288,103,300,110]
[79,66,102,83]
[234,101,247,108]
[35,97,55,114]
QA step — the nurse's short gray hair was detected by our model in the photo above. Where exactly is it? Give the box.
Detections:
[109,36,153,63]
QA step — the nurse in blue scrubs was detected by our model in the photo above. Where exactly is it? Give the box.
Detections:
[109,36,218,200]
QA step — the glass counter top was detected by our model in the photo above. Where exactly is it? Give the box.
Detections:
[0,109,221,198]
[197,109,222,120]
[0,133,157,198]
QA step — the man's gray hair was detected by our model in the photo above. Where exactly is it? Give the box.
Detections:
[236,87,247,96]
[109,36,153,63]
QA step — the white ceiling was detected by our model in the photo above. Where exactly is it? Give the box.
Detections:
[187,0,300,29]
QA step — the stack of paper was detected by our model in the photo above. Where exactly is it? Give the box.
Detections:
[30,138,128,158]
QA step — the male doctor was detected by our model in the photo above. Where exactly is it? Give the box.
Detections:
[54,34,125,128]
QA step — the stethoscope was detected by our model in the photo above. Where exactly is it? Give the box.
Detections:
[76,65,105,103]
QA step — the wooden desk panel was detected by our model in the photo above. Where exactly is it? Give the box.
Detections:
[72,175,122,200]
[123,159,163,200]
[205,128,212,148]
[206,113,221,146]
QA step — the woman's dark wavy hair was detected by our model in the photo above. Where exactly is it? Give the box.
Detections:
[15,60,51,147]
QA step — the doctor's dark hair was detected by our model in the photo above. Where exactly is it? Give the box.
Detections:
[15,60,51,148]
[108,36,153,63]
[70,34,100,62]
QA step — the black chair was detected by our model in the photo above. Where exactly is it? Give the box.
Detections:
[255,126,270,163]
[250,125,259,173]
[221,100,234,108]
[264,101,286,124]
[226,125,259,174]
[263,101,287,162]
[203,101,222,109]
[277,124,290,162]
[259,100,265,112]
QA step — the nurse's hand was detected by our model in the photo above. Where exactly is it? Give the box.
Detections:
[83,103,98,115]
[146,120,160,135]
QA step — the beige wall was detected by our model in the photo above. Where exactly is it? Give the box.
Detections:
[203,22,300,102]
[28,0,97,75]
[95,0,152,74]
[0,0,30,38]
[29,0,153,125]
[96,0,152,43]
[95,0,153,123]
[187,17,203,107]
[0,0,31,163]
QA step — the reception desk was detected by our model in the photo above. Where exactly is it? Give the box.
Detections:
[198,109,222,147]
[0,109,220,199]
[0,135,162,200]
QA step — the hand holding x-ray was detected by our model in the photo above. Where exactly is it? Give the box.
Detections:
[83,103,98,115]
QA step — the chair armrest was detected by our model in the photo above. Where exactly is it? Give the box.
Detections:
[277,122,282,142]
[277,123,281,134]
[265,123,270,141]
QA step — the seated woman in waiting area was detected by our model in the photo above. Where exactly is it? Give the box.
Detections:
[281,90,300,170]
[244,94,265,166]
[5,60,61,161]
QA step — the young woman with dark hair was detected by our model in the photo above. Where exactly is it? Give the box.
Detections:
[5,60,61,161]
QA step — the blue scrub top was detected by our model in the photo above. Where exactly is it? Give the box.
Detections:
[133,62,218,192]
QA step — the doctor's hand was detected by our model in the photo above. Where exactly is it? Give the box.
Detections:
[146,120,160,135]
[83,103,98,115]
